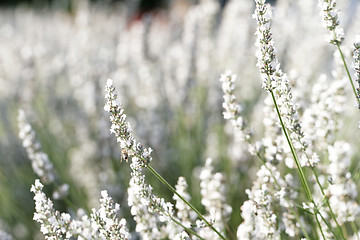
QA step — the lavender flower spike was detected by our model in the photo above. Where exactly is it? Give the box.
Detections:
[353,35,360,107]
[104,79,152,166]
[253,0,280,92]
[318,0,344,45]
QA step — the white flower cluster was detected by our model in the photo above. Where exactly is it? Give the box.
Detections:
[198,158,231,239]
[253,0,310,165]
[31,179,130,239]
[18,109,56,184]
[174,231,190,240]
[90,190,130,239]
[253,0,279,92]
[220,71,251,141]
[318,0,344,45]
[31,179,73,239]
[127,158,174,239]
[105,79,177,239]
[326,142,360,224]
[353,35,360,107]
[18,109,69,199]
[104,79,152,167]
[237,164,298,239]
[173,177,196,226]
[237,165,280,240]
[302,75,346,152]
[0,230,13,240]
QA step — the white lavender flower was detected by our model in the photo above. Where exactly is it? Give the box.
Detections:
[220,70,252,140]
[104,79,152,167]
[127,154,175,239]
[318,0,344,45]
[30,179,72,239]
[173,177,196,225]
[302,74,346,152]
[353,35,360,107]
[253,0,279,92]
[31,179,130,239]
[198,158,231,239]
[326,141,360,224]
[237,163,299,239]
[238,165,281,240]
[105,79,177,238]
[253,0,310,163]
[174,231,190,240]
[18,110,56,184]
[90,190,130,240]
[0,230,13,240]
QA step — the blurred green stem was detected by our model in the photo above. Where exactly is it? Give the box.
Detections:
[337,43,359,106]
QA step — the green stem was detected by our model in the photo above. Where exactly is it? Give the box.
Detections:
[170,215,205,240]
[270,91,313,201]
[147,165,228,240]
[336,43,359,105]
[311,166,346,239]
[351,221,359,240]
[269,90,339,238]
[314,211,326,240]
[247,139,311,238]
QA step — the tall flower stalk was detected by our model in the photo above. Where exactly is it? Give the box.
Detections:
[104,79,227,240]
[253,0,345,238]
[318,0,359,107]
[353,35,360,107]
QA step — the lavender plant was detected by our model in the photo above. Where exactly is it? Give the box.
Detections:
[1,0,360,239]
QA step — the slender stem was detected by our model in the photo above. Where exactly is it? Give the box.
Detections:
[170,215,205,240]
[351,221,360,240]
[146,165,228,240]
[337,43,359,105]
[270,91,313,201]
[314,211,326,240]
[311,166,346,239]
[316,206,341,239]
[269,90,340,238]
[246,139,312,238]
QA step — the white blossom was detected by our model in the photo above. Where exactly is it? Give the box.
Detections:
[18,110,56,184]
[31,180,130,239]
[318,0,344,45]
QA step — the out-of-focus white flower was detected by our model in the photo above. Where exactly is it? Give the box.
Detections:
[18,110,56,184]
[31,180,130,239]
[353,35,360,107]
[0,230,13,240]
[198,158,230,239]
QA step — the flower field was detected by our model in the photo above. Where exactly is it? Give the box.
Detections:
[1,0,360,239]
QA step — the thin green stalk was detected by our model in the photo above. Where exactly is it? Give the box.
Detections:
[317,207,341,239]
[314,211,326,240]
[146,165,228,240]
[246,139,311,238]
[351,221,360,240]
[270,90,346,239]
[270,91,313,201]
[269,90,342,238]
[336,43,359,105]
[311,166,346,239]
[170,215,205,240]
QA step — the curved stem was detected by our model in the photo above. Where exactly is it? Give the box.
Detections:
[270,91,313,201]
[169,215,205,240]
[337,43,359,105]
[147,165,228,240]
[311,166,346,239]
[269,90,343,238]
